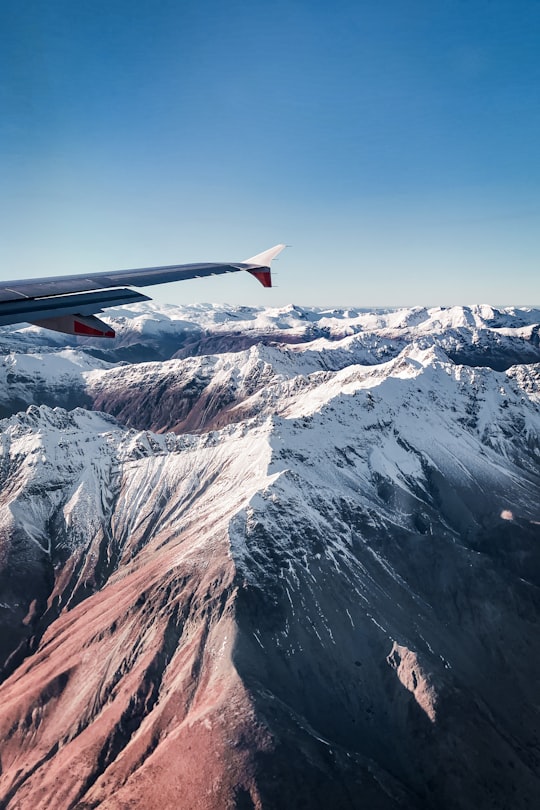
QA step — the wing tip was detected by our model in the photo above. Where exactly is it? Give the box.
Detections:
[247,269,273,288]
[243,244,287,267]
[243,244,287,288]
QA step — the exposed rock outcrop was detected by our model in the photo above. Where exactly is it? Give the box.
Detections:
[0,306,539,809]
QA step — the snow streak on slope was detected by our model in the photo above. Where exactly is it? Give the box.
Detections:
[2,303,540,427]
[0,406,282,809]
[0,304,539,810]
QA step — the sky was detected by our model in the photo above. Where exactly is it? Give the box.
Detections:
[1,0,539,308]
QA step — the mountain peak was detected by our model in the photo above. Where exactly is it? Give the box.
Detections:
[1,304,540,809]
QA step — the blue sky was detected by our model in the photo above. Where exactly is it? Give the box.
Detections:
[1,0,539,307]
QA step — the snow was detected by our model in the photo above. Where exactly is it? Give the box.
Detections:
[2,302,540,611]
[1,303,539,810]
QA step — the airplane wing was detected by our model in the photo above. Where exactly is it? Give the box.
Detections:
[0,244,286,338]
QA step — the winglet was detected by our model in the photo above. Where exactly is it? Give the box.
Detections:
[242,244,286,288]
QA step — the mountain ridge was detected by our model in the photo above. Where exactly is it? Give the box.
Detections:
[0,304,539,808]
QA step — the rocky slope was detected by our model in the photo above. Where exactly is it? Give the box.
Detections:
[2,303,540,428]
[0,305,539,809]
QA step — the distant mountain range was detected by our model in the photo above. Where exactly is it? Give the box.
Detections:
[0,304,539,809]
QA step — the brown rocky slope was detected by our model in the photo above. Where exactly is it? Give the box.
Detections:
[0,335,539,809]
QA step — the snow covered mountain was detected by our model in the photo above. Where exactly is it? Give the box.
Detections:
[0,304,539,809]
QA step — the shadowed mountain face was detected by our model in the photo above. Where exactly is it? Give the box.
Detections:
[0,305,540,809]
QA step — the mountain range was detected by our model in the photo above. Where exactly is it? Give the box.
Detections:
[0,303,539,809]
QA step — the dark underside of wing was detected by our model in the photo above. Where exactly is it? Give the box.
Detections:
[0,288,149,327]
[0,261,251,305]
[0,245,284,337]
[0,262,260,337]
